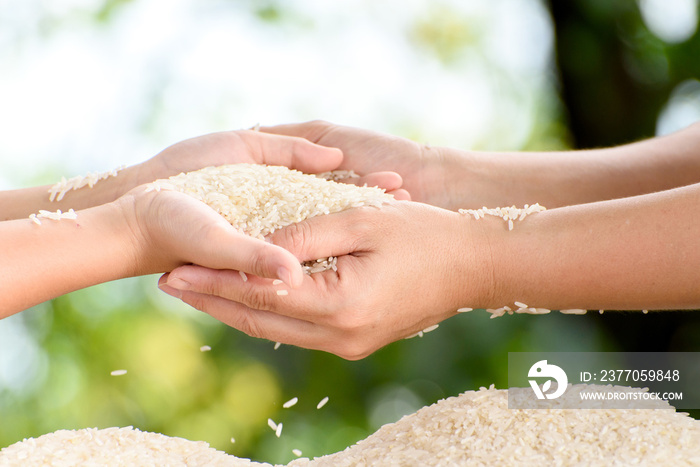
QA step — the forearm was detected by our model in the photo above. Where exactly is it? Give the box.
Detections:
[437,122,700,211]
[0,203,138,317]
[467,182,700,311]
[0,163,152,221]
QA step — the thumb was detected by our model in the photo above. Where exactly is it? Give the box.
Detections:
[186,224,305,288]
[257,132,343,174]
[269,208,373,262]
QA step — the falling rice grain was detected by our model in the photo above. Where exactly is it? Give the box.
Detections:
[275,423,283,438]
[199,345,211,352]
[110,370,127,376]
[317,397,329,409]
[283,397,298,409]
[292,449,303,457]
[274,342,281,350]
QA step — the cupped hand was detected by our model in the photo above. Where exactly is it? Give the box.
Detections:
[261,121,451,207]
[141,129,407,196]
[158,201,492,359]
[118,187,305,287]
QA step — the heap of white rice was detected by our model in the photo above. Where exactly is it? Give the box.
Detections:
[291,385,700,466]
[3,386,697,466]
[0,426,270,467]
[145,164,392,240]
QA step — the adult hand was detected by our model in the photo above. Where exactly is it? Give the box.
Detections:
[158,202,492,359]
[140,129,405,196]
[261,121,452,208]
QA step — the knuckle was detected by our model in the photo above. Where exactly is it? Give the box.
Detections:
[249,242,279,277]
[239,286,274,311]
[275,221,310,257]
[237,314,265,340]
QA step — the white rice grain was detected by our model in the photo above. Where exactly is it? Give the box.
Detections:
[276,290,289,296]
[239,271,248,282]
[199,345,211,352]
[283,397,298,409]
[48,166,126,202]
[110,370,127,376]
[316,397,329,409]
[559,308,588,315]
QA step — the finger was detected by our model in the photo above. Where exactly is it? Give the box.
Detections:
[259,120,331,142]
[252,131,343,173]
[268,207,379,261]
[343,171,403,192]
[184,223,305,288]
[388,188,411,201]
[159,282,326,348]
[164,264,337,319]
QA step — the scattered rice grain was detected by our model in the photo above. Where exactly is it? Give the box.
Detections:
[110,370,127,376]
[317,397,329,409]
[283,397,298,409]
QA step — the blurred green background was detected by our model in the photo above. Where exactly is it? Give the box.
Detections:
[1,0,699,464]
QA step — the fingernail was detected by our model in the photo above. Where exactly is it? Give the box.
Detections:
[158,283,182,299]
[167,277,191,291]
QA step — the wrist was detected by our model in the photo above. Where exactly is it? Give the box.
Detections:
[111,190,153,278]
[440,209,499,313]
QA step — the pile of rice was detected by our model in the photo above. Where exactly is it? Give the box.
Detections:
[293,385,699,466]
[143,164,392,275]
[144,164,392,240]
[3,386,697,466]
[0,426,269,467]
